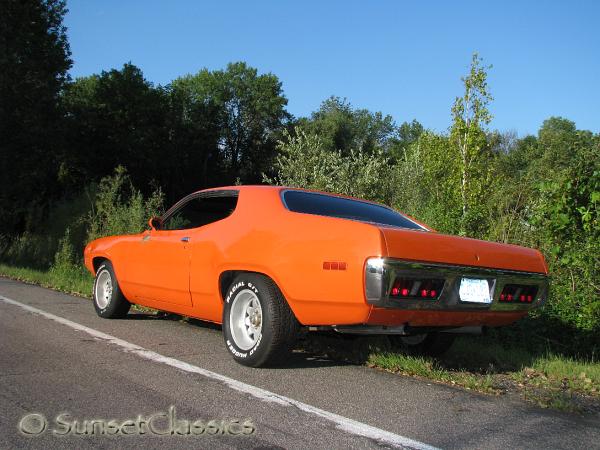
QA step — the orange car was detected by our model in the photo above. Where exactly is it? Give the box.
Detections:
[84,186,549,367]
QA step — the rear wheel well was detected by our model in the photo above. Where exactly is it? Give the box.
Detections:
[92,257,108,274]
[219,270,292,312]
[219,271,239,301]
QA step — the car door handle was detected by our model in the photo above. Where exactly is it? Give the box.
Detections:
[180,237,190,243]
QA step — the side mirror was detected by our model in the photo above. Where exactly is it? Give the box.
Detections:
[148,217,162,231]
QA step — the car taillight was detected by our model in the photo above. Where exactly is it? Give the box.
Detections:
[499,284,538,303]
[389,278,444,300]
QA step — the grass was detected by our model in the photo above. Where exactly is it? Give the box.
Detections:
[1,262,599,414]
[368,352,497,393]
[512,354,600,397]
[302,331,600,414]
[367,336,600,414]
[0,263,93,298]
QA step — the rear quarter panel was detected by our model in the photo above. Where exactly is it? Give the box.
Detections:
[193,188,384,325]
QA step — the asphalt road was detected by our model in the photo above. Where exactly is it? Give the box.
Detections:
[1,277,598,449]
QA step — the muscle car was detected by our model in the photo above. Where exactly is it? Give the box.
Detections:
[84,186,549,367]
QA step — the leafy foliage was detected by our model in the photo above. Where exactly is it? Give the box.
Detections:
[60,65,170,194]
[265,128,396,203]
[86,167,164,242]
[450,53,495,236]
[529,123,600,331]
[299,96,397,156]
[169,62,289,187]
[0,0,72,234]
[49,227,85,282]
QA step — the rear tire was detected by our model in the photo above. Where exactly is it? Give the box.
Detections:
[93,261,131,319]
[222,273,299,367]
[389,332,455,357]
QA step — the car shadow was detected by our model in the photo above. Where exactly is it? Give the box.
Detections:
[122,311,348,369]
[121,311,597,373]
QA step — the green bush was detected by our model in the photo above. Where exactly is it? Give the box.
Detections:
[1,166,164,276]
[0,188,94,269]
[47,228,91,291]
[0,232,58,269]
[86,166,164,242]
[264,127,396,204]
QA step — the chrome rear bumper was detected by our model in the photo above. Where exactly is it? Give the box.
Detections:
[364,258,549,312]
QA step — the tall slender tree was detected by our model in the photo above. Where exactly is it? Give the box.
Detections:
[450,53,493,235]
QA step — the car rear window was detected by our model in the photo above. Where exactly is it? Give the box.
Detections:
[282,190,425,230]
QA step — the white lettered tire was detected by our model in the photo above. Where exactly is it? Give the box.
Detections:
[222,273,299,367]
[93,261,131,319]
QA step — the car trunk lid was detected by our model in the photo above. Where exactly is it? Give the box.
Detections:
[379,227,547,274]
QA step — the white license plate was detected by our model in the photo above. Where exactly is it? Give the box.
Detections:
[459,278,491,304]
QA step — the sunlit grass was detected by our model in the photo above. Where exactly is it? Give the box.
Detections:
[368,351,497,393]
[512,354,600,396]
[0,263,93,298]
[368,335,599,412]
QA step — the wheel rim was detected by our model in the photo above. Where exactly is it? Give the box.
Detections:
[95,269,113,309]
[400,334,427,346]
[229,289,263,351]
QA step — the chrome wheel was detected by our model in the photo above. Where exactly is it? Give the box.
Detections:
[229,289,263,351]
[95,269,113,309]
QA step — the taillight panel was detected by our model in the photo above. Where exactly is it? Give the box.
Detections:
[390,277,445,300]
[364,257,548,311]
[499,284,538,303]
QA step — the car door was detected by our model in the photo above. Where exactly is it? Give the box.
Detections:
[126,197,203,306]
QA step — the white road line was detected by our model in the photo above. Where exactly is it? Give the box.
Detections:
[0,295,439,450]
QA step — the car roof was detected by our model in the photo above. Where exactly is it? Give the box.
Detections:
[195,185,375,204]
[178,185,431,231]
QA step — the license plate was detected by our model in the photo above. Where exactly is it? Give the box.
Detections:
[459,278,491,304]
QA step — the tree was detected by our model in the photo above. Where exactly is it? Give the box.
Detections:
[167,74,223,196]
[0,0,72,234]
[61,64,170,194]
[486,134,539,245]
[398,119,424,145]
[388,119,424,162]
[169,63,289,185]
[220,63,289,182]
[266,127,396,204]
[450,53,494,235]
[167,63,289,186]
[301,96,397,156]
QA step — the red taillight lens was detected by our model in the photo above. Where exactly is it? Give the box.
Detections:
[499,285,538,303]
[389,278,444,300]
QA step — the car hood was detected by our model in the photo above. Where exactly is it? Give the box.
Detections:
[379,227,548,274]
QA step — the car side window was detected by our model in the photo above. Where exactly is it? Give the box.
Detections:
[162,195,238,231]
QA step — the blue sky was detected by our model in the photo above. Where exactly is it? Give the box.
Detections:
[64,0,600,136]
